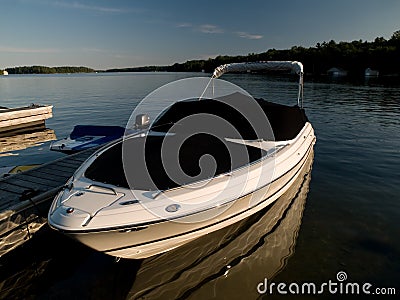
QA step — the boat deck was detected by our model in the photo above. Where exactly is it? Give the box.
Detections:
[0,147,97,256]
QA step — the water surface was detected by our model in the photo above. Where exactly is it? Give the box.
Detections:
[0,73,399,299]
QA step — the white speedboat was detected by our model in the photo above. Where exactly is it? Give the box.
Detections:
[48,61,316,259]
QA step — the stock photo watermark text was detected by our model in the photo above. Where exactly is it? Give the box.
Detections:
[257,271,396,296]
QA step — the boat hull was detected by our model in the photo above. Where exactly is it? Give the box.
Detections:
[59,133,315,259]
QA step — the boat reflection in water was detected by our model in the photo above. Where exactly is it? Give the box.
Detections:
[0,128,56,157]
[0,149,313,299]
[0,210,47,258]
[128,149,314,299]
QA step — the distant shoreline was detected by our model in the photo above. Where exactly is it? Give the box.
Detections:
[2,66,95,75]
[2,31,400,77]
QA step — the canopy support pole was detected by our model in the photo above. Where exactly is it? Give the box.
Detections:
[297,72,304,108]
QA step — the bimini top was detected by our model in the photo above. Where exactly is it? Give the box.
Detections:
[212,61,304,107]
[212,61,303,78]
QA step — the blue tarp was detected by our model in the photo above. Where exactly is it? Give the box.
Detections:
[70,125,125,140]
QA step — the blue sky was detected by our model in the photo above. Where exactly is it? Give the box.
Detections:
[0,0,399,69]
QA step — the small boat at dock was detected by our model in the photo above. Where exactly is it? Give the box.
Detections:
[50,115,150,154]
[50,125,126,154]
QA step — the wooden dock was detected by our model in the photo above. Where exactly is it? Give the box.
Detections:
[0,147,98,257]
[0,104,53,137]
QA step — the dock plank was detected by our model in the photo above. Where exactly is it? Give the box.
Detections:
[0,192,19,208]
[15,174,63,187]
[41,164,79,174]
[3,177,52,191]
[68,155,93,162]
[25,167,74,179]
[0,182,43,195]
[0,187,20,196]
[54,160,84,169]
[0,147,98,210]
[0,190,20,211]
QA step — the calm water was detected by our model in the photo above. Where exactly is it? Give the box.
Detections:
[0,73,399,299]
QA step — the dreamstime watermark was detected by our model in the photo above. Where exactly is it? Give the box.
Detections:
[257,271,396,296]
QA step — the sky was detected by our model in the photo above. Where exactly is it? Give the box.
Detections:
[0,0,399,70]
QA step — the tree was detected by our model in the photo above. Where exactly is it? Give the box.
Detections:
[391,30,400,41]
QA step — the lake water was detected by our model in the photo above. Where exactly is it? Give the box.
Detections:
[0,73,399,299]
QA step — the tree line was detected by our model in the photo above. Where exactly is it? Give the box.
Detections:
[3,30,399,76]
[5,66,95,74]
[107,30,400,77]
